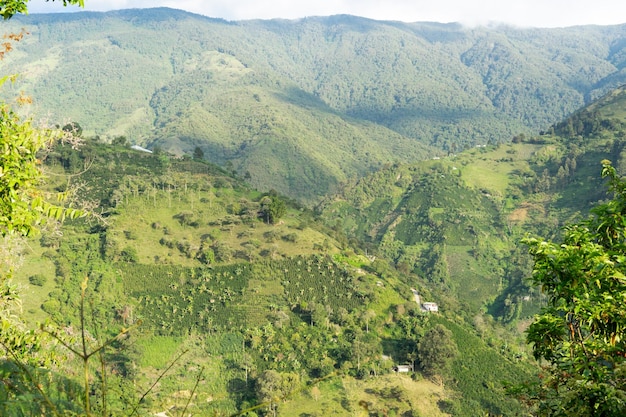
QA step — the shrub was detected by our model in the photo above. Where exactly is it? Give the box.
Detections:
[40,233,61,248]
[41,298,61,316]
[120,246,139,263]
[198,248,215,265]
[29,274,47,287]
[212,242,233,262]
[263,230,278,243]
[123,230,137,240]
[281,233,298,243]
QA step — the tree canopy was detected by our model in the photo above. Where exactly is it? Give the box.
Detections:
[417,323,458,377]
[524,161,626,416]
[0,86,84,237]
[259,194,286,224]
[0,2,86,237]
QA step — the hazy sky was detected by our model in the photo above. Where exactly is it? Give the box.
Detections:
[25,0,626,28]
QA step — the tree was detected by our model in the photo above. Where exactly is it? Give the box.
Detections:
[111,135,127,147]
[1,0,84,19]
[119,245,138,263]
[0,99,50,236]
[0,87,84,236]
[193,145,204,160]
[174,210,195,227]
[255,370,300,417]
[362,309,376,333]
[62,121,83,137]
[417,324,458,377]
[523,161,626,416]
[259,195,286,224]
[351,331,382,375]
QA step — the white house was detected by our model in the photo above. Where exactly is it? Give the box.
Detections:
[422,302,439,312]
[393,364,413,373]
[130,145,153,153]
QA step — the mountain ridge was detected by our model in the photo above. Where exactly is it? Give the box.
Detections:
[5,8,626,203]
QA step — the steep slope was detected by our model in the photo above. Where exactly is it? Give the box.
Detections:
[319,85,626,321]
[148,65,434,202]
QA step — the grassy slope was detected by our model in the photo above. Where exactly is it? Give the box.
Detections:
[149,70,436,203]
[11,141,540,416]
[280,374,451,417]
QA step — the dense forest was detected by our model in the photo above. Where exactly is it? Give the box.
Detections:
[4,4,626,417]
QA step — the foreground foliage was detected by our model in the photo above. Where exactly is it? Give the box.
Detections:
[523,161,626,416]
[1,0,83,19]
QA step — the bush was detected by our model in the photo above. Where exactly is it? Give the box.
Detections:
[263,230,278,243]
[40,233,61,248]
[41,298,61,316]
[29,274,47,287]
[120,246,139,263]
[198,248,215,265]
[281,233,298,243]
[123,230,137,240]
[55,259,71,279]
[212,242,233,262]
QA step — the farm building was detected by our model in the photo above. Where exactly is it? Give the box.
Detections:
[422,302,439,312]
[393,365,413,373]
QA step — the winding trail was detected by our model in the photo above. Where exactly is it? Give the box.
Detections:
[411,288,427,311]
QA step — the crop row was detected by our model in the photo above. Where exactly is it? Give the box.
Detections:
[117,256,363,334]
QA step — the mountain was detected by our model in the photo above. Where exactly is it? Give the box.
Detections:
[8,9,626,414]
[4,9,626,202]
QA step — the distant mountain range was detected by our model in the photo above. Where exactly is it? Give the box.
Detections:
[4,8,626,201]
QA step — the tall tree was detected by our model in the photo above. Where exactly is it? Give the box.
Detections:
[193,145,204,160]
[255,370,300,417]
[259,195,286,224]
[417,324,458,377]
[523,161,626,416]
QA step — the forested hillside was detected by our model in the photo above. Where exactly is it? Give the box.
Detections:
[7,82,626,417]
[7,6,626,416]
[320,85,626,329]
[4,9,626,201]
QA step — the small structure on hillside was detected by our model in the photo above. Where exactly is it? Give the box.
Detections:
[130,145,153,153]
[412,288,439,313]
[393,364,413,373]
[422,302,439,312]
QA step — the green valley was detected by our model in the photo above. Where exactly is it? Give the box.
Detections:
[4,5,626,417]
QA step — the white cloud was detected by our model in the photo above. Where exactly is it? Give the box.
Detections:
[24,0,626,28]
